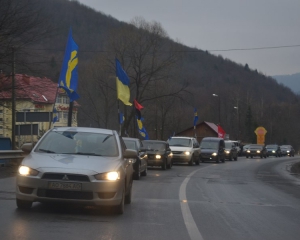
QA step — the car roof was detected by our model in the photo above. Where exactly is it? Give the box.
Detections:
[169,136,194,139]
[201,137,223,141]
[142,140,167,143]
[51,127,115,134]
[123,137,139,141]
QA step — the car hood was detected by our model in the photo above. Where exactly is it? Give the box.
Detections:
[21,153,122,175]
[169,146,192,151]
[146,150,166,155]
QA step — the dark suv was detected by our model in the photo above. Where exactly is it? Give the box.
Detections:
[199,137,225,163]
[246,144,267,158]
[224,140,238,161]
[280,145,295,157]
[265,144,282,157]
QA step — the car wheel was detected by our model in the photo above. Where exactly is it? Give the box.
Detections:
[216,156,220,163]
[161,160,167,170]
[133,164,141,180]
[16,199,32,209]
[229,154,232,161]
[200,158,204,163]
[167,159,172,169]
[115,189,125,214]
[141,165,147,176]
[246,156,249,158]
[234,155,238,161]
[250,156,253,158]
[188,156,193,166]
[195,157,200,165]
[125,180,132,204]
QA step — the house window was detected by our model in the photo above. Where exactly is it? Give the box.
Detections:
[0,118,2,121]
[0,110,2,113]
[57,96,62,103]
[63,112,68,119]
[62,96,70,104]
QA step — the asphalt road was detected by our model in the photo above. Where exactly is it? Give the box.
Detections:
[0,156,300,240]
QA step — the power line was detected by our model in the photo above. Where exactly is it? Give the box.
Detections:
[22,44,300,53]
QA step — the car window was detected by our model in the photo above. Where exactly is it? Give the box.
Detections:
[143,142,166,151]
[123,140,137,151]
[200,141,219,150]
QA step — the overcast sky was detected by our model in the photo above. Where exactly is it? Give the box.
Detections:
[78,0,300,76]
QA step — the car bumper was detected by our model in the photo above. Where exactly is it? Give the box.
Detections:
[16,175,124,206]
[171,154,192,163]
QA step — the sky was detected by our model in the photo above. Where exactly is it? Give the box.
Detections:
[78,0,300,76]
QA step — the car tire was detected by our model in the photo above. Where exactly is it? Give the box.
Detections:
[115,189,125,214]
[250,156,253,158]
[221,158,225,163]
[216,156,220,163]
[167,159,172,169]
[125,180,132,204]
[229,154,232,161]
[16,199,32,209]
[195,158,200,165]
[161,160,167,170]
[246,156,249,158]
[133,164,141,180]
[188,156,193,166]
[141,165,147,176]
[234,155,238,161]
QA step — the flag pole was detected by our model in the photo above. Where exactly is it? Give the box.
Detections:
[117,100,121,136]
[49,85,59,130]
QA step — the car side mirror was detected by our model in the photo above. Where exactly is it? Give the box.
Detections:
[124,149,138,159]
[21,143,34,153]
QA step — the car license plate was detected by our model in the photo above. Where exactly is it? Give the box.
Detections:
[48,182,82,191]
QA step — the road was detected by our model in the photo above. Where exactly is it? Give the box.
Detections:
[0,156,300,240]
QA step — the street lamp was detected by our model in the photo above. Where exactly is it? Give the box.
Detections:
[234,106,239,140]
[212,94,221,125]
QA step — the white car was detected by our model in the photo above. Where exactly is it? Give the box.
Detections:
[16,127,137,214]
[167,136,200,165]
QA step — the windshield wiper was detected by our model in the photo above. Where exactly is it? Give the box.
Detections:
[76,152,103,156]
[38,149,56,153]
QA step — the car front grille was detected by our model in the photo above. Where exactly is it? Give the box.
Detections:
[37,189,93,200]
[172,151,183,154]
[42,173,90,182]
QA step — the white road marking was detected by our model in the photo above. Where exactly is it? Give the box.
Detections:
[179,168,205,240]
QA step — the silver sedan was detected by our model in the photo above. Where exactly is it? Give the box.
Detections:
[16,127,137,214]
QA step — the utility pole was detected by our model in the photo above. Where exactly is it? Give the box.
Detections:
[11,47,16,149]
[212,94,221,125]
[67,101,73,127]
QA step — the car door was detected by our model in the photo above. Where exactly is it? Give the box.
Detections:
[119,136,133,189]
[138,140,147,170]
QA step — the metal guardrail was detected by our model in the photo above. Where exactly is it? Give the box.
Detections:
[0,150,25,159]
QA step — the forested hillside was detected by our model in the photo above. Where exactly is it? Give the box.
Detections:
[1,0,300,149]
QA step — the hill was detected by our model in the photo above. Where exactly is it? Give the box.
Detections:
[273,73,300,95]
[1,0,300,149]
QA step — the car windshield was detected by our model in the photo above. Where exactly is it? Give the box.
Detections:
[143,142,166,151]
[281,145,291,149]
[124,140,137,151]
[225,142,233,148]
[35,131,119,156]
[200,141,219,150]
[266,145,277,149]
[168,138,191,147]
[249,145,262,149]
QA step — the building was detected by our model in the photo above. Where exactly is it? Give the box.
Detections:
[176,121,220,143]
[0,74,78,148]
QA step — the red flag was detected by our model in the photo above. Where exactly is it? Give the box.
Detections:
[134,99,144,111]
[218,125,226,138]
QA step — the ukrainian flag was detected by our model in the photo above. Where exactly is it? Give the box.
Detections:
[58,29,80,102]
[116,59,132,106]
[136,117,149,140]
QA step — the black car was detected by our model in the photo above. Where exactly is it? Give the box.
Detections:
[246,144,267,158]
[265,144,282,157]
[142,140,172,170]
[199,137,225,163]
[224,140,238,161]
[123,137,148,180]
[280,145,295,157]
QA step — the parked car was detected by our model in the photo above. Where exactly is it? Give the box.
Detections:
[224,140,238,161]
[167,136,200,165]
[123,137,148,180]
[265,144,282,157]
[16,127,137,214]
[199,137,225,163]
[280,145,295,157]
[142,140,172,170]
[246,144,267,158]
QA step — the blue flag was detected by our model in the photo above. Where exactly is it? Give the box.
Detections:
[119,111,125,124]
[58,29,80,102]
[193,108,198,126]
[53,108,58,123]
[116,59,132,106]
[136,117,149,140]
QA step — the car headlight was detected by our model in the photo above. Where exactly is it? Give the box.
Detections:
[272,150,275,153]
[247,150,250,153]
[225,151,230,154]
[257,150,260,153]
[287,150,290,153]
[169,152,173,156]
[129,158,136,163]
[18,166,39,176]
[212,153,217,156]
[184,151,190,155]
[94,171,120,181]
[156,155,161,159]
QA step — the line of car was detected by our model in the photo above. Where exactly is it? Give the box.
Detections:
[15,126,295,215]
[242,144,295,158]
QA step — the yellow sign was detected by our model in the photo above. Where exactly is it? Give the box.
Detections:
[254,127,267,145]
